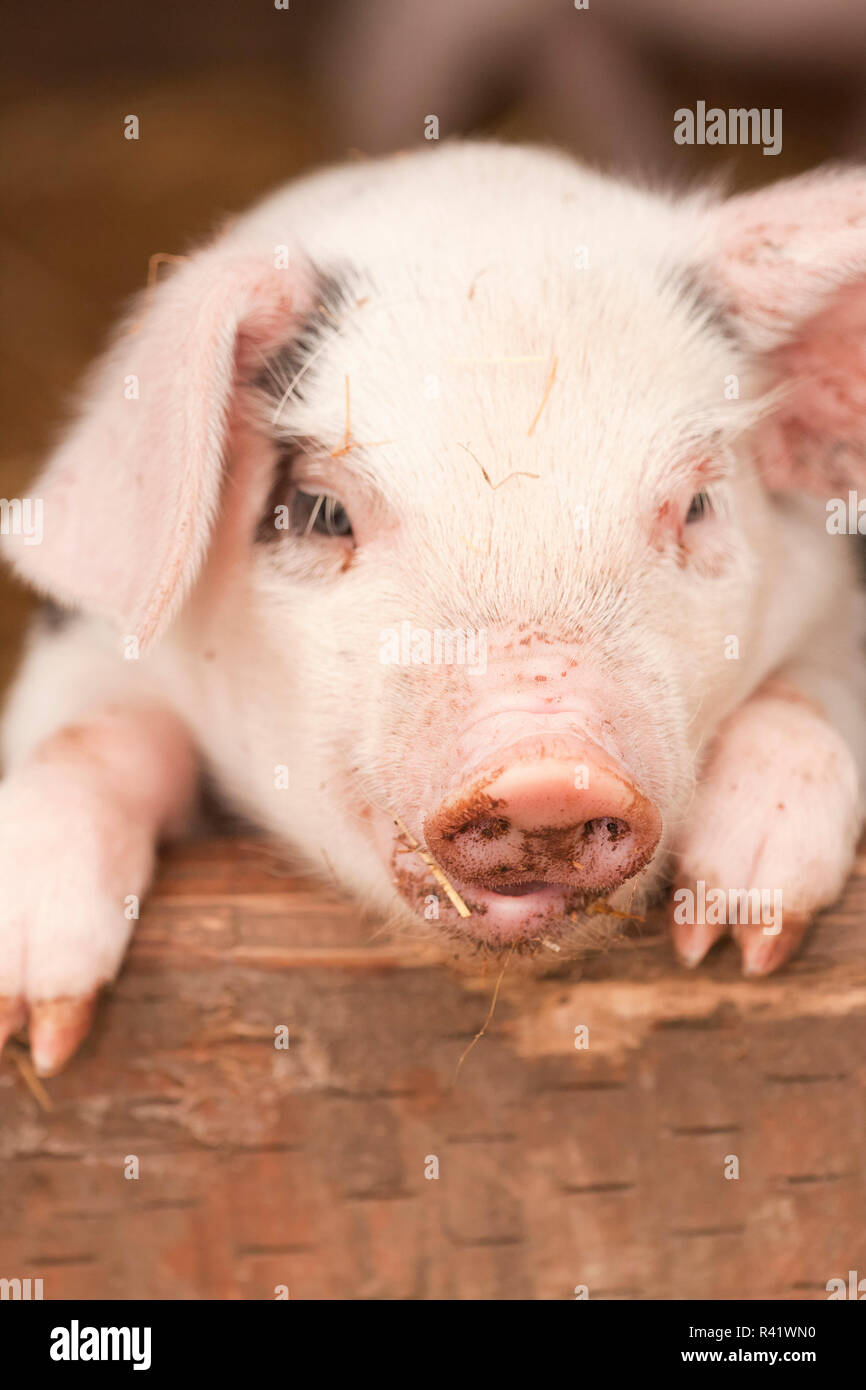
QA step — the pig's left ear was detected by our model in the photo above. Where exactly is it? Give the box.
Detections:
[3,249,311,649]
[702,168,866,495]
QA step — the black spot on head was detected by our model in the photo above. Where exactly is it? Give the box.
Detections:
[674,265,741,346]
[37,601,75,633]
[252,266,364,545]
[254,266,358,414]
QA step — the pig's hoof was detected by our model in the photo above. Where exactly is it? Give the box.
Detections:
[669,896,810,976]
[0,993,99,1076]
[27,994,101,1076]
[0,772,144,1074]
[667,683,861,977]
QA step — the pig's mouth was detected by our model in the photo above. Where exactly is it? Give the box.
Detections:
[387,850,623,950]
[451,879,597,939]
[489,880,568,897]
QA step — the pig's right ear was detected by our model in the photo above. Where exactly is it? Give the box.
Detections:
[701,168,866,497]
[2,249,312,650]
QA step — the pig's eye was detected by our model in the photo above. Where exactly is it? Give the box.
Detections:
[292,490,354,540]
[685,491,712,524]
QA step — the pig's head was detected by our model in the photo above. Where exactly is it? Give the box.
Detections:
[9,145,866,955]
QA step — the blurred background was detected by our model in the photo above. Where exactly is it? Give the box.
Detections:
[2,0,866,691]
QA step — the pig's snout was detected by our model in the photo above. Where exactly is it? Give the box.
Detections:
[423,737,662,938]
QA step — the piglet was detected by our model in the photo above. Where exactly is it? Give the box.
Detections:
[2,143,866,1074]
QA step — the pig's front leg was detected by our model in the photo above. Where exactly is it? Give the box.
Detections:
[670,679,865,975]
[0,698,197,1075]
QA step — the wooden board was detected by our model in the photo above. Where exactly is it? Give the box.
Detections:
[1,836,865,1300]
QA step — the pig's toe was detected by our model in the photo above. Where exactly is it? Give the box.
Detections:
[734,916,810,978]
[669,910,727,969]
[28,995,100,1077]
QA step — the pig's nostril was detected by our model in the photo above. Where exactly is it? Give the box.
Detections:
[583,817,629,843]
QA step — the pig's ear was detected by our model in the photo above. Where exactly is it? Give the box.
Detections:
[703,168,866,495]
[3,249,311,649]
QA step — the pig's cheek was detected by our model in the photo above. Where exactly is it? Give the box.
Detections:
[668,687,862,975]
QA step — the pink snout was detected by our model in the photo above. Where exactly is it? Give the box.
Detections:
[424,736,662,937]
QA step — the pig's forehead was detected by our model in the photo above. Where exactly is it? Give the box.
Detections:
[248,145,742,498]
[266,269,739,507]
[317,274,726,440]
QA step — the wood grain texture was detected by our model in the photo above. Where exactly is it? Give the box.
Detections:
[1,836,864,1301]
